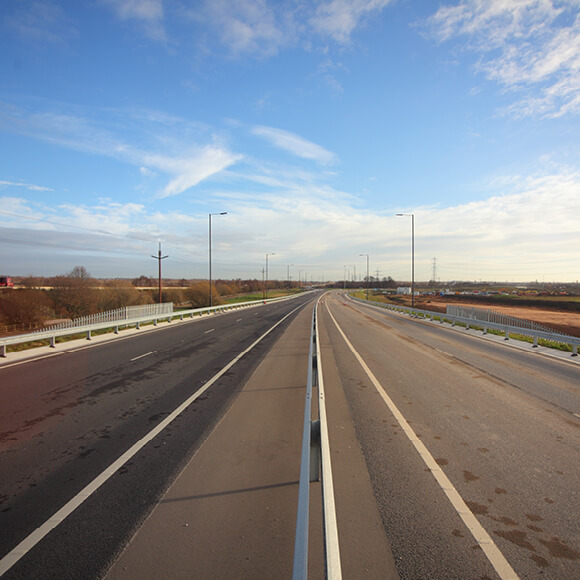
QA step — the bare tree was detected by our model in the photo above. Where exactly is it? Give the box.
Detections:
[50,266,99,319]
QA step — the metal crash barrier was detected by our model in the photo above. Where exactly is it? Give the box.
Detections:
[293,298,342,579]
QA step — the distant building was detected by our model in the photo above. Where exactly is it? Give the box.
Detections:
[397,287,411,295]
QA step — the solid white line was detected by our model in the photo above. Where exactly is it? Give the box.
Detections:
[204,328,215,334]
[325,304,520,580]
[315,300,342,578]
[0,302,305,577]
[130,351,154,362]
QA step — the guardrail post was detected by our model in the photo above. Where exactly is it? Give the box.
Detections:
[114,325,119,335]
[504,330,509,340]
[0,344,5,357]
[533,336,538,348]
[572,344,578,357]
[86,330,91,341]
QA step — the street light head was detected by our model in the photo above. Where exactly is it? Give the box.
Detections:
[220,212,227,215]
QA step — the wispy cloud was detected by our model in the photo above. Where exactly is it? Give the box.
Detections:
[187,0,292,57]
[0,101,241,198]
[147,147,243,198]
[422,0,580,118]
[252,126,338,165]
[184,0,394,58]
[101,0,166,41]
[3,0,77,47]
[309,0,393,43]
[0,180,53,192]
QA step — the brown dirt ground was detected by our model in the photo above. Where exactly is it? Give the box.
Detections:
[390,296,580,338]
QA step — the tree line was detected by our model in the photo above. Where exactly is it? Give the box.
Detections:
[0,266,298,331]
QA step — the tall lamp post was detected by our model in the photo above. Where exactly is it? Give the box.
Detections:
[287,264,294,289]
[396,213,415,308]
[209,212,227,307]
[360,253,369,300]
[265,253,275,299]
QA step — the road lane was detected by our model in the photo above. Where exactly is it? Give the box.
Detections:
[0,295,316,579]
[318,292,580,579]
[348,296,580,416]
[105,298,398,579]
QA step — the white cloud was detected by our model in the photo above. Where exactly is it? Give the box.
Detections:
[146,147,243,198]
[0,180,53,192]
[190,0,291,57]
[309,0,393,43]
[423,0,580,118]
[4,0,77,47]
[0,102,241,198]
[101,0,166,41]
[252,126,338,165]
[2,170,579,281]
[186,0,394,58]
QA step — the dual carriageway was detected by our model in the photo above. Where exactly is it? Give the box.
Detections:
[0,291,578,579]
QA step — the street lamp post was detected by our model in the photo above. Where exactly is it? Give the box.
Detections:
[396,213,415,308]
[265,253,275,300]
[287,264,294,288]
[209,212,227,307]
[360,253,369,300]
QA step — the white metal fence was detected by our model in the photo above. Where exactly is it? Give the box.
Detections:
[37,303,174,333]
[446,305,561,336]
[350,295,580,356]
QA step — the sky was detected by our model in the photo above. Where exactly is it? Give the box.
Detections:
[1,0,579,284]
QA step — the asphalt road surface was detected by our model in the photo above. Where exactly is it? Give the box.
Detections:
[0,293,317,579]
[1,290,578,579]
[317,292,579,579]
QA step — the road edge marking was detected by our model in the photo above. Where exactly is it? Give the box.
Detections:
[325,303,520,580]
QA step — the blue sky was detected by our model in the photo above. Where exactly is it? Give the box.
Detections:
[1,0,579,283]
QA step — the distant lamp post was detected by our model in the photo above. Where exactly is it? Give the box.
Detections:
[209,212,227,307]
[360,253,369,300]
[287,264,294,289]
[265,253,276,299]
[151,242,168,304]
[396,213,415,308]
